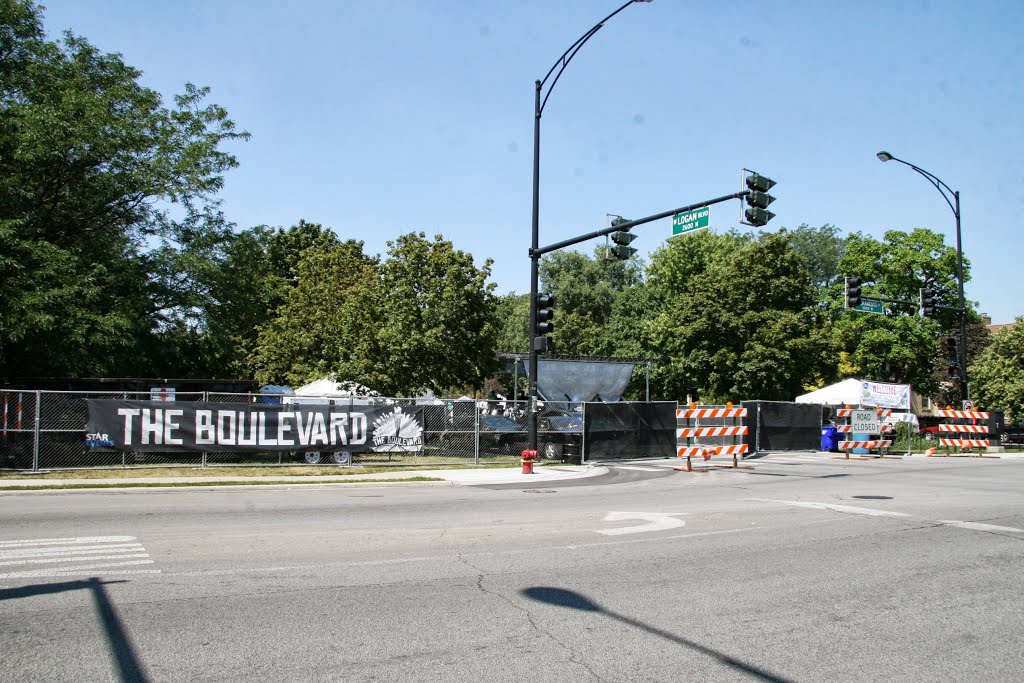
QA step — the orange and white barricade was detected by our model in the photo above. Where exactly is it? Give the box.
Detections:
[833,407,894,459]
[931,409,996,458]
[673,404,751,472]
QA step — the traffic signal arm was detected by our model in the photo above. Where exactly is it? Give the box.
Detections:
[532,190,750,257]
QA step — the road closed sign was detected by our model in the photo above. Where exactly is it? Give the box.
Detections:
[851,409,880,434]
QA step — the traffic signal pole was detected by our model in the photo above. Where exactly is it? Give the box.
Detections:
[527,188,758,455]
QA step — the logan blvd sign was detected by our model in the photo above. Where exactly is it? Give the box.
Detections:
[853,298,885,315]
[672,207,710,235]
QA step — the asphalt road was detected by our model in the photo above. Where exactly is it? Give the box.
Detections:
[2,454,1023,682]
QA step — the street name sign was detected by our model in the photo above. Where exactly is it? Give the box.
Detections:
[672,207,710,235]
[853,298,885,315]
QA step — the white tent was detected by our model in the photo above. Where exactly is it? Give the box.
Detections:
[795,378,864,406]
[796,378,912,411]
[293,379,380,397]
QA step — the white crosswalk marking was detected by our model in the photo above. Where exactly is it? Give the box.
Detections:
[0,536,159,578]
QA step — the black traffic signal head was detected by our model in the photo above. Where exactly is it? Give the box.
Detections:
[945,337,958,360]
[919,288,935,318]
[535,292,555,336]
[609,230,638,260]
[844,277,862,308]
[743,172,777,227]
[746,173,777,193]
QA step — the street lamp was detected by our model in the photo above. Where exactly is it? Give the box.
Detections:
[528,0,654,454]
[877,150,968,401]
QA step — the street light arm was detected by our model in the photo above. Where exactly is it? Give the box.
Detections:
[880,154,958,217]
[537,0,641,116]
[877,150,969,401]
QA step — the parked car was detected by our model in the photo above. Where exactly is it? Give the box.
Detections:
[1001,424,1024,445]
[479,414,527,453]
[537,410,585,460]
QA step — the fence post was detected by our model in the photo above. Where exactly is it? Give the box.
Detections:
[907,389,913,457]
[474,401,480,465]
[754,402,761,454]
[201,391,208,468]
[32,390,41,472]
[581,402,588,463]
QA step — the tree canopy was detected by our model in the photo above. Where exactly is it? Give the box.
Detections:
[0,0,249,377]
[970,318,1024,422]
[3,1,1014,411]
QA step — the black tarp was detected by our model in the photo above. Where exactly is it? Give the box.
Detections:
[742,401,822,452]
[583,402,676,460]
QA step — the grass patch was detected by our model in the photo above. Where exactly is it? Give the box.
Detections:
[0,477,445,491]
[0,462,523,481]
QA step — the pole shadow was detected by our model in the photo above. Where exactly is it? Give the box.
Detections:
[522,586,795,683]
[0,578,151,683]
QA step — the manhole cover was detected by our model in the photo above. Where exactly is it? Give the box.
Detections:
[852,495,893,500]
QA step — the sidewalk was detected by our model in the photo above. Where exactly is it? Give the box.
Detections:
[0,464,609,490]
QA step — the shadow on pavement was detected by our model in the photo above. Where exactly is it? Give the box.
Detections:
[522,586,795,683]
[0,578,151,683]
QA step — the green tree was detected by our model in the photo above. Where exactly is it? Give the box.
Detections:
[494,293,530,353]
[831,228,971,397]
[537,247,644,356]
[788,223,845,296]
[252,231,500,397]
[969,319,1024,421]
[645,230,823,402]
[377,232,499,395]
[250,238,381,388]
[0,1,248,377]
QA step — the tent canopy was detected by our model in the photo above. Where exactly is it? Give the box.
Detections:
[796,378,912,411]
[795,379,864,406]
[293,379,381,398]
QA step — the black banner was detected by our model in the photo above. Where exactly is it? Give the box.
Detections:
[85,400,424,453]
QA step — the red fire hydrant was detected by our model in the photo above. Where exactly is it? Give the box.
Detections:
[521,449,538,474]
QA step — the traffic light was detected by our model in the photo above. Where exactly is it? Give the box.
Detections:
[534,292,554,353]
[919,288,935,318]
[609,229,638,260]
[946,337,960,379]
[844,277,862,308]
[945,337,958,363]
[744,172,777,227]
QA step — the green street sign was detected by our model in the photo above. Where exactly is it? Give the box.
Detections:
[853,298,885,315]
[672,207,710,235]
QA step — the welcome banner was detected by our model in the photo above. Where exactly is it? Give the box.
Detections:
[859,381,911,410]
[85,400,424,453]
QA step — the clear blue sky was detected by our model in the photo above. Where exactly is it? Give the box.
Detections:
[42,0,1024,324]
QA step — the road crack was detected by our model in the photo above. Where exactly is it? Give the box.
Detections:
[456,552,603,682]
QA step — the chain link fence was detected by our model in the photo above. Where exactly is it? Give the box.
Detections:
[0,389,596,471]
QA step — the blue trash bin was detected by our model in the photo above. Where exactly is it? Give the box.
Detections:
[852,433,871,454]
[821,426,839,452]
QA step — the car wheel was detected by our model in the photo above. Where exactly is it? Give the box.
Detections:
[303,451,324,465]
[924,432,933,441]
[542,442,563,460]
[332,451,352,465]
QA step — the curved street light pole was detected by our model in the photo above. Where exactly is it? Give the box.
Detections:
[877,151,968,401]
[528,0,652,454]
